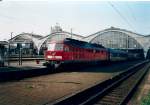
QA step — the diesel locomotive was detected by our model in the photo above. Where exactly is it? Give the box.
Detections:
[43,38,141,69]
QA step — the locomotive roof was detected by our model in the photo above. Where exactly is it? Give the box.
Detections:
[64,38,105,50]
[108,48,127,54]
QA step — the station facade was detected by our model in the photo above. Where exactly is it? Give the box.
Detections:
[8,33,42,56]
[8,26,150,57]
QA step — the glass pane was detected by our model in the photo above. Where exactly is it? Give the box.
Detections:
[55,44,63,51]
[48,43,55,51]
[48,43,63,51]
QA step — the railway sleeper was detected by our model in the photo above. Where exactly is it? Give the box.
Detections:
[98,98,121,105]
[96,102,115,105]
[111,89,129,94]
[105,93,124,97]
[101,92,126,101]
[97,102,120,105]
[104,95,123,100]
[96,101,120,105]
[99,98,120,103]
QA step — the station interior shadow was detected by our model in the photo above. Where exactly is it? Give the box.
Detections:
[57,60,143,73]
[0,60,143,82]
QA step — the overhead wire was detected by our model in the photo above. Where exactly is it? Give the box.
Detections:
[108,2,136,32]
[126,2,136,22]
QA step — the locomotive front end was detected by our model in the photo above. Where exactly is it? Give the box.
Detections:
[44,42,64,68]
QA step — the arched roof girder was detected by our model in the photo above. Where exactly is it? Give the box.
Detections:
[84,27,144,42]
[89,31,144,49]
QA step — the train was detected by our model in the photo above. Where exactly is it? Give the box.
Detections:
[43,38,143,69]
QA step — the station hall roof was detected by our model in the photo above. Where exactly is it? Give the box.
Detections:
[8,27,150,53]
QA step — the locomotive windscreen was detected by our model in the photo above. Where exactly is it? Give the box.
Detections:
[48,43,63,51]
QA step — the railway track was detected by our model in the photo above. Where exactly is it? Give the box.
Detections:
[50,60,150,105]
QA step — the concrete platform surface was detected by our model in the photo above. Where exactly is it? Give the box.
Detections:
[1,61,45,72]
[0,72,112,105]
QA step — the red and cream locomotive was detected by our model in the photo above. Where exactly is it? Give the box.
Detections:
[44,38,109,68]
[43,38,145,69]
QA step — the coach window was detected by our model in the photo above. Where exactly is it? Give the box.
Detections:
[70,47,73,52]
[93,50,96,53]
[75,48,77,52]
[64,46,69,52]
[71,47,74,52]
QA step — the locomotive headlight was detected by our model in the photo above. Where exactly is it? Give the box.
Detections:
[47,56,53,59]
[47,55,62,59]
[55,56,62,59]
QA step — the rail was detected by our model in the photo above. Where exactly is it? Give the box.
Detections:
[49,60,149,105]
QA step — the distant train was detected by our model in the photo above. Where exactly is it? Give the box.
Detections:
[43,38,143,69]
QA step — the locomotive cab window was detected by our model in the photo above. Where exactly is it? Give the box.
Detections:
[48,43,63,51]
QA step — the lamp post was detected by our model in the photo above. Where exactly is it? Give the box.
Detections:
[126,35,129,52]
[11,32,13,39]
[8,32,13,66]
[71,28,72,39]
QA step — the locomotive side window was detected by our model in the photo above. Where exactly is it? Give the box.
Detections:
[64,46,69,52]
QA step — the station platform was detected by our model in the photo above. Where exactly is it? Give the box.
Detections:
[0,60,47,82]
[1,60,45,72]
